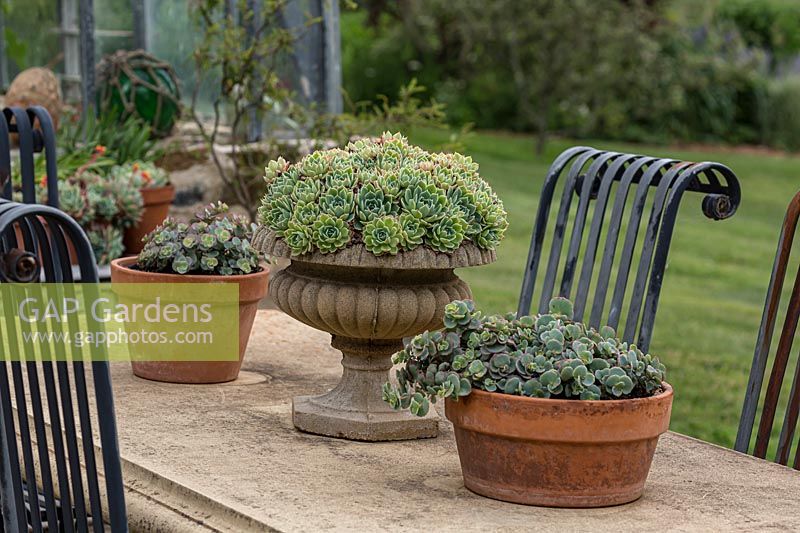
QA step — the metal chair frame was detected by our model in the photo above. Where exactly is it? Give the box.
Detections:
[736,190,800,469]
[518,147,741,352]
[0,107,127,531]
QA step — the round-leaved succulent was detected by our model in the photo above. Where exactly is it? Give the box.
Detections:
[383,297,668,417]
[138,202,260,275]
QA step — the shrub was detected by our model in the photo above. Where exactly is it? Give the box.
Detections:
[137,202,260,276]
[383,298,667,417]
[717,0,800,68]
[764,76,800,151]
[258,132,507,256]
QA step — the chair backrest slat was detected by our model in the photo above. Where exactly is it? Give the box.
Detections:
[736,190,800,469]
[0,107,127,531]
[519,147,741,352]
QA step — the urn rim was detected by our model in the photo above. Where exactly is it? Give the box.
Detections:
[253,226,496,270]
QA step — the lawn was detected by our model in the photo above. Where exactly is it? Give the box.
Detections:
[409,128,800,449]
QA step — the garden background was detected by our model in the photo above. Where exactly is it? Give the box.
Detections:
[4,0,800,448]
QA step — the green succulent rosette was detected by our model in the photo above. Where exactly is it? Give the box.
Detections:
[363,216,402,255]
[312,213,351,254]
[425,213,467,253]
[398,212,426,250]
[283,221,313,256]
[319,186,355,221]
[258,132,507,257]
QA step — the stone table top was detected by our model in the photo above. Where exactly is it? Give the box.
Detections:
[107,310,800,532]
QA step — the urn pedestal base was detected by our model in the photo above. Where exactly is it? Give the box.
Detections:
[258,227,495,442]
[292,337,438,441]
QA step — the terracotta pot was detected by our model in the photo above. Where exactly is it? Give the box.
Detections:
[110,256,269,384]
[254,227,495,442]
[124,185,175,255]
[445,385,674,508]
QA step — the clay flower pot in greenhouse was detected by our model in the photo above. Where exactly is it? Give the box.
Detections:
[110,162,175,255]
[124,184,175,254]
[384,297,673,507]
[111,202,268,384]
[255,133,508,441]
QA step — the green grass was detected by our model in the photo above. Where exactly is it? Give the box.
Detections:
[408,128,800,449]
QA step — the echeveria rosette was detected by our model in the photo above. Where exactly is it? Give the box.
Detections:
[258,132,507,256]
[425,213,467,253]
[138,202,260,276]
[401,181,447,225]
[319,186,355,221]
[356,181,395,229]
[326,168,357,190]
[363,216,401,256]
[292,201,321,226]
[398,212,426,251]
[260,195,293,236]
[291,178,321,204]
[283,221,313,256]
[382,296,668,417]
[299,151,330,179]
[311,213,351,254]
[264,157,291,183]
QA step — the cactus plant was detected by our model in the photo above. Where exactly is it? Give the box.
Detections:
[137,202,260,275]
[383,297,668,417]
[258,132,507,257]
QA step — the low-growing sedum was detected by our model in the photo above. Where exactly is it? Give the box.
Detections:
[137,202,260,275]
[258,132,507,256]
[383,297,667,417]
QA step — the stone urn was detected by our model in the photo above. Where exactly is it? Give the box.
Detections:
[254,228,495,441]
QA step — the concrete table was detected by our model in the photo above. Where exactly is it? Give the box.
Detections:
[105,310,800,532]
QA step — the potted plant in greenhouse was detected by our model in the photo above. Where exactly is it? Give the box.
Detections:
[383,297,673,508]
[110,202,269,384]
[254,132,508,441]
[48,170,143,265]
[111,161,176,254]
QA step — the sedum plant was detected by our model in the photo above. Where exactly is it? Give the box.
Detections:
[137,202,260,276]
[109,161,169,189]
[258,132,507,256]
[383,297,667,417]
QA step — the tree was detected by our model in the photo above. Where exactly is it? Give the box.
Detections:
[189,0,313,220]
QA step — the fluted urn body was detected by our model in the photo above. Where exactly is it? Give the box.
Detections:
[255,228,495,441]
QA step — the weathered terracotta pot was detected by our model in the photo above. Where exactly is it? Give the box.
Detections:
[254,227,495,441]
[110,256,269,384]
[445,385,673,508]
[124,185,175,254]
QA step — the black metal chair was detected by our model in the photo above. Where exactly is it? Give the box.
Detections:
[518,147,741,352]
[0,109,127,531]
[0,106,59,208]
[735,191,800,469]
